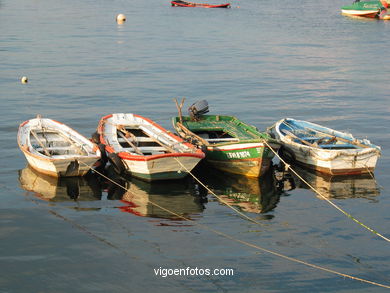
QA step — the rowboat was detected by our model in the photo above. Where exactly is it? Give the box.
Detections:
[17,117,101,177]
[97,113,205,181]
[172,102,279,177]
[273,118,381,175]
[171,0,230,8]
[341,0,387,18]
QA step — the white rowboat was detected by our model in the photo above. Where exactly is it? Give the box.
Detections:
[274,118,381,175]
[98,113,205,181]
[18,117,101,177]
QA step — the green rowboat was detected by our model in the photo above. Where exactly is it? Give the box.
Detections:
[172,115,280,177]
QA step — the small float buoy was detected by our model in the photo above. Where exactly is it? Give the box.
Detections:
[21,76,28,84]
[116,13,126,24]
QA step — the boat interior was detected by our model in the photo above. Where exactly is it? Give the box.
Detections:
[279,123,359,150]
[116,126,170,156]
[30,130,89,156]
[194,130,240,144]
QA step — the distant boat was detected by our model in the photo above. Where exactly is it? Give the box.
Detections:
[341,0,387,18]
[171,0,230,8]
[172,100,279,177]
[18,116,101,177]
[273,118,381,175]
[97,113,205,181]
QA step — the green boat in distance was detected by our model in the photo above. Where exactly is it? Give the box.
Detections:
[172,102,279,177]
[341,0,387,18]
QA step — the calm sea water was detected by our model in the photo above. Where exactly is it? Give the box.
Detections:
[1,0,390,292]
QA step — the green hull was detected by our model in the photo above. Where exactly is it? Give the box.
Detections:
[172,115,279,177]
[342,0,382,11]
[341,0,384,17]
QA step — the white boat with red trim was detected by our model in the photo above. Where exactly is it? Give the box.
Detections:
[18,116,101,177]
[97,113,205,181]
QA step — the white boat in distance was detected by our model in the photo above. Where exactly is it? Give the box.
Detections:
[274,118,381,175]
[97,113,205,181]
[18,117,101,177]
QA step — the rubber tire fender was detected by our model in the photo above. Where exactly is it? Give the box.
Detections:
[108,153,126,174]
[278,146,296,164]
[91,131,101,144]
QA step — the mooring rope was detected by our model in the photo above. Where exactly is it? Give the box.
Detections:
[261,140,390,244]
[75,161,390,289]
[364,164,385,191]
[174,159,265,226]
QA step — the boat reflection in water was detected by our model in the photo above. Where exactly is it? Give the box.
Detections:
[110,174,207,222]
[198,165,292,216]
[289,165,380,200]
[19,165,102,201]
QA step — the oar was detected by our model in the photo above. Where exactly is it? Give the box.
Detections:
[302,127,371,149]
[282,120,371,149]
[176,122,210,146]
[283,130,318,148]
[31,130,51,157]
[117,127,143,155]
[144,133,176,153]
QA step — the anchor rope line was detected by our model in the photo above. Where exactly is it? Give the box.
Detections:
[364,164,385,191]
[262,140,390,244]
[174,158,265,226]
[76,161,390,289]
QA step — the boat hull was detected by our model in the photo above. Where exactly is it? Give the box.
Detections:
[205,142,276,177]
[18,118,101,177]
[171,0,230,8]
[99,113,204,181]
[172,115,279,177]
[281,144,379,175]
[119,153,203,181]
[341,0,383,18]
[21,148,99,177]
[275,118,381,175]
[341,9,379,17]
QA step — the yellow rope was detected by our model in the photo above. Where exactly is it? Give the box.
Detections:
[262,140,390,244]
[79,161,390,289]
[174,158,265,226]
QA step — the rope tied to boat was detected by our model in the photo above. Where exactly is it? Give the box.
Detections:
[75,160,390,289]
[261,139,390,244]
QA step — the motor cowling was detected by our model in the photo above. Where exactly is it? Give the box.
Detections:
[188,100,209,121]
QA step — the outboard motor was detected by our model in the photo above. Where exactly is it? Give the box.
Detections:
[188,100,209,121]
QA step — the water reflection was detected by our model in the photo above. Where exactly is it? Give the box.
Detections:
[19,165,207,222]
[19,165,102,201]
[198,166,291,216]
[115,176,207,221]
[289,166,380,201]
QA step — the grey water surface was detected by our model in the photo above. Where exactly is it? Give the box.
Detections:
[1,0,390,292]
